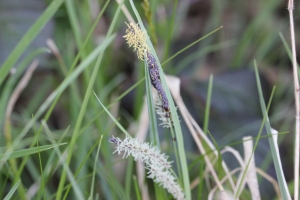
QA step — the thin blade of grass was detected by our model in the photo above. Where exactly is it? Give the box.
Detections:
[172,40,236,74]
[279,32,300,78]
[0,0,65,85]
[0,35,115,169]
[162,0,178,61]
[94,93,131,137]
[42,121,84,200]
[133,176,142,200]
[161,26,223,67]
[231,0,281,67]
[0,48,50,122]
[36,127,70,200]
[203,75,213,134]
[125,157,134,198]
[90,135,103,199]
[0,143,66,160]
[62,125,121,200]
[56,4,121,198]
[3,180,20,200]
[207,130,224,180]
[254,61,291,199]
[65,0,83,50]
[235,86,275,199]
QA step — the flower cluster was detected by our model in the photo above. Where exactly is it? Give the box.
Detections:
[123,22,149,60]
[108,136,172,169]
[124,22,173,128]
[148,163,185,200]
[109,136,184,200]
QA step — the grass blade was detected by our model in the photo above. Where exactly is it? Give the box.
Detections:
[3,180,20,200]
[0,35,115,169]
[90,135,103,199]
[0,0,66,85]
[254,61,291,200]
[0,143,67,160]
[203,75,213,134]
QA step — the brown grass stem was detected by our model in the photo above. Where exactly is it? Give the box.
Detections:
[166,76,225,192]
[5,60,38,145]
[288,1,300,199]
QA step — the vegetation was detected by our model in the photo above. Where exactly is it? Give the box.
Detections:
[0,0,299,199]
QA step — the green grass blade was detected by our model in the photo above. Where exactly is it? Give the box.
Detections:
[254,61,291,199]
[235,86,276,198]
[0,143,66,160]
[0,35,115,169]
[197,159,205,199]
[65,0,83,49]
[133,176,142,200]
[63,133,106,200]
[42,121,84,200]
[0,0,66,85]
[56,4,120,197]
[162,0,178,61]
[161,26,223,67]
[231,0,281,67]
[90,135,103,199]
[3,180,20,200]
[0,48,50,124]
[94,93,131,138]
[171,40,236,74]
[125,157,134,198]
[279,32,300,71]
[203,75,213,134]
[207,130,224,179]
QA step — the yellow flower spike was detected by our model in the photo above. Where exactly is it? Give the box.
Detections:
[123,22,150,60]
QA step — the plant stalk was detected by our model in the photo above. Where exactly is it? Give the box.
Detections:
[288,1,300,199]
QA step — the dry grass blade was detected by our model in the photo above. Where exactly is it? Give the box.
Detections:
[288,0,300,199]
[221,147,246,198]
[167,75,237,189]
[243,136,260,200]
[46,39,67,75]
[165,75,224,191]
[256,168,281,199]
[115,0,135,23]
[5,60,39,145]
[208,168,240,200]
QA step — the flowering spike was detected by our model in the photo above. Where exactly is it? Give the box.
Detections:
[124,22,174,129]
[147,164,185,200]
[109,136,184,200]
[109,136,172,169]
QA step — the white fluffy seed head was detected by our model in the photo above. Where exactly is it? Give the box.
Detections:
[109,136,185,200]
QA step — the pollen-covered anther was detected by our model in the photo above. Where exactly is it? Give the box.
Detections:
[123,22,150,60]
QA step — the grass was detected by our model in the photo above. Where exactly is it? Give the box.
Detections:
[0,0,298,199]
